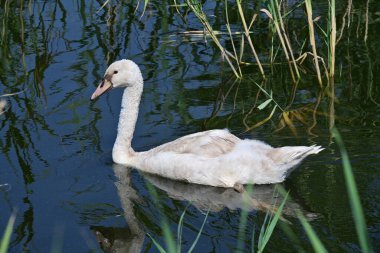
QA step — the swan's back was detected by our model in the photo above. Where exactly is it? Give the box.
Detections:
[148,129,240,158]
[133,129,323,187]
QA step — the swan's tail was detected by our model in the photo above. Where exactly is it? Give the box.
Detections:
[270,145,324,169]
[280,145,323,162]
[268,145,324,180]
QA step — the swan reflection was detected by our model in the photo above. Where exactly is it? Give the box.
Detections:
[91,164,316,252]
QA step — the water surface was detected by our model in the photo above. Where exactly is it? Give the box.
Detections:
[0,1,379,252]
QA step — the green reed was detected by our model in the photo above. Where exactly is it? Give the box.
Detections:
[186,0,242,79]
[256,189,288,252]
[331,128,372,252]
[328,0,336,78]
[304,0,323,86]
[277,128,373,252]
[0,213,16,253]
[146,181,209,253]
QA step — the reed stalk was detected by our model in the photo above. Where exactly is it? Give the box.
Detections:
[332,128,373,253]
[186,0,241,78]
[305,0,323,86]
[225,0,243,77]
[272,0,300,80]
[364,0,369,42]
[329,0,336,78]
[0,213,16,253]
[236,0,265,78]
[262,0,299,83]
[256,190,288,253]
[296,210,328,253]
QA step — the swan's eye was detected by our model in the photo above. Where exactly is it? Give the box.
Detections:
[114,70,118,74]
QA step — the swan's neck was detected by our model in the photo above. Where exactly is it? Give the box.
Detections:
[112,82,143,165]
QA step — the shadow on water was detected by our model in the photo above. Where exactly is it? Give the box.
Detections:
[0,0,379,252]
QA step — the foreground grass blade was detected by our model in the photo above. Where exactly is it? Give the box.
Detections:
[0,213,16,253]
[146,182,177,253]
[332,128,372,253]
[257,190,289,252]
[236,184,253,252]
[296,211,327,253]
[147,233,167,253]
[177,205,189,253]
[188,208,209,253]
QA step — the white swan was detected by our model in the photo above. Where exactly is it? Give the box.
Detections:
[91,59,323,191]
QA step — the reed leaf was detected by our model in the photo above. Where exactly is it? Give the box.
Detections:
[305,0,323,86]
[331,128,373,253]
[329,0,336,78]
[257,190,289,252]
[0,213,16,253]
[236,0,265,78]
[147,233,167,253]
[188,209,209,253]
[145,182,177,253]
[296,211,327,253]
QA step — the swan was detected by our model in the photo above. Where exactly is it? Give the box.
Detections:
[91,59,323,192]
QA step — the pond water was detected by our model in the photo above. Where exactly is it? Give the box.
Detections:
[1,1,379,252]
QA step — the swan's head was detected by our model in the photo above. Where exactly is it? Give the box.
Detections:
[91,59,142,100]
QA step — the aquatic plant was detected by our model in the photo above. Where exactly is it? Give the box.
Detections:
[331,128,372,252]
[0,213,16,253]
[145,181,209,253]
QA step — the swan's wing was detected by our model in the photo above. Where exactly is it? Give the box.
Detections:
[150,129,240,158]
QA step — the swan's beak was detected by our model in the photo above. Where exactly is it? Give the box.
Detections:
[91,79,112,100]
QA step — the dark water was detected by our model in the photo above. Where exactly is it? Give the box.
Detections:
[1,1,379,252]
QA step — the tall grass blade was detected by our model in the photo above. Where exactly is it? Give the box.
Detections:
[145,182,177,253]
[225,0,242,77]
[186,0,241,78]
[0,213,16,253]
[188,208,209,253]
[305,0,323,86]
[236,0,265,78]
[257,190,288,253]
[177,205,189,253]
[296,210,327,253]
[329,0,336,78]
[236,185,253,252]
[273,0,300,79]
[331,128,372,253]
[147,233,167,253]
